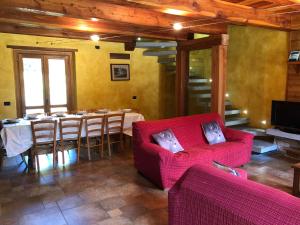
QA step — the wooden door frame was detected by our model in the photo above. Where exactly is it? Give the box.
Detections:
[10,46,77,117]
[175,34,229,118]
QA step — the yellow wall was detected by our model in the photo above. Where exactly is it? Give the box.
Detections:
[0,33,162,120]
[227,25,288,128]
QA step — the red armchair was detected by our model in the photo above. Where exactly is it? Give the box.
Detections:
[133,113,254,189]
[169,164,300,225]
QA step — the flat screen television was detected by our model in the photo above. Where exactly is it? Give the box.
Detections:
[271,100,300,133]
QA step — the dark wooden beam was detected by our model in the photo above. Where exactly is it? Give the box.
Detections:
[175,34,229,117]
[0,9,188,40]
[178,34,229,51]
[124,41,136,51]
[175,47,189,116]
[0,0,227,34]
[126,0,291,29]
[211,44,228,117]
[0,22,136,43]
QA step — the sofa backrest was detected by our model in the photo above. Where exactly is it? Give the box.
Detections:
[169,164,300,225]
[133,113,224,149]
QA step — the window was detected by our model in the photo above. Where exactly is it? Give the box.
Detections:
[11,47,77,117]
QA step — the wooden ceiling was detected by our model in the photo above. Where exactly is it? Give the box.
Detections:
[0,0,299,43]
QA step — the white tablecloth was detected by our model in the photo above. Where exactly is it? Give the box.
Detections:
[0,112,144,157]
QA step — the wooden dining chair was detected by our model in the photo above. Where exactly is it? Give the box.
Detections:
[83,115,105,160]
[31,120,57,171]
[58,118,83,165]
[106,113,125,157]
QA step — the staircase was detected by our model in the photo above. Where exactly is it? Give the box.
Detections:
[138,40,249,127]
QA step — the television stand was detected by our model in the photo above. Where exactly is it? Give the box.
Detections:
[266,128,300,159]
[266,128,300,141]
[276,127,300,135]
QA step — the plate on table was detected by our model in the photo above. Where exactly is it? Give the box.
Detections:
[76,111,87,116]
[39,116,53,121]
[24,113,39,120]
[54,112,66,117]
[95,109,109,114]
[3,118,20,124]
[122,109,132,113]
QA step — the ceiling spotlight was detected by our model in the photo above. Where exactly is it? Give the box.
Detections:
[243,109,248,115]
[209,79,213,83]
[261,120,267,125]
[173,22,183,31]
[79,24,89,31]
[91,17,99,21]
[164,8,187,16]
[90,34,100,42]
[137,37,141,41]
[225,93,229,98]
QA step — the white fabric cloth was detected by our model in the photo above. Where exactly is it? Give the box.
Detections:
[1,112,144,157]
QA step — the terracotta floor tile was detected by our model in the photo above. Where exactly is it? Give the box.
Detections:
[0,148,297,225]
[57,195,85,210]
[120,204,148,220]
[96,216,133,225]
[1,196,44,218]
[19,206,66,225]
[62,203,109,225]
[99,196,127,211]
[107,208,123,217]
[133,208,168,225]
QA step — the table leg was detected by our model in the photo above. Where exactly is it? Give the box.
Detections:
[293,170,300,196]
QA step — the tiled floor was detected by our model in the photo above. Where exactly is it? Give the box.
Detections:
[0,146,298,225]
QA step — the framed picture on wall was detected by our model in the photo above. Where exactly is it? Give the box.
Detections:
[110,64,130,81]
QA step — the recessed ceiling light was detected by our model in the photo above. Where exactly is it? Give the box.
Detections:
[79,24,89,31]
[164,8,187,16]
[173,22,183,31]
[261,120,267,125]
[90,34,100,42]
[137,37,141,41]
[91,17,99,22]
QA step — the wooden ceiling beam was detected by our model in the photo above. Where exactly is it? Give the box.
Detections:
[0,22,138,43]
[0,9,188,40]
[125,0,291,29]
[0,0,226,34]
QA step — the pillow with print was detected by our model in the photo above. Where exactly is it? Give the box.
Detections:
[202,120,226,145]
[152,129,184,153]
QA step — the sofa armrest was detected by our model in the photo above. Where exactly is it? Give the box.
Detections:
[224,128,254,144]
[140,142,173,163]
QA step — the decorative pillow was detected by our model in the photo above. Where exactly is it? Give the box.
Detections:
[152,129,184,153]
[213,161,240,176]
[202,120,226,145]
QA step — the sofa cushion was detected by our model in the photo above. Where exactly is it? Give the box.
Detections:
[152,129,184,153]
[134,113,225,149]
[200,141,251,167]
[202,121,226,144]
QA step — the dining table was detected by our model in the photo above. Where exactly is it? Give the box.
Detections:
[0,111,144,158]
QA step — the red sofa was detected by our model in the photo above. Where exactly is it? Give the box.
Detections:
[169,164,300,225]
[132,113,254,189]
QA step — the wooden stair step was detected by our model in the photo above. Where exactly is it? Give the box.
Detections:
[225,109,241,116]
[225,117,249,126]
[143,50,177,56]
[188,78,209,84]
[136,41,177,48]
